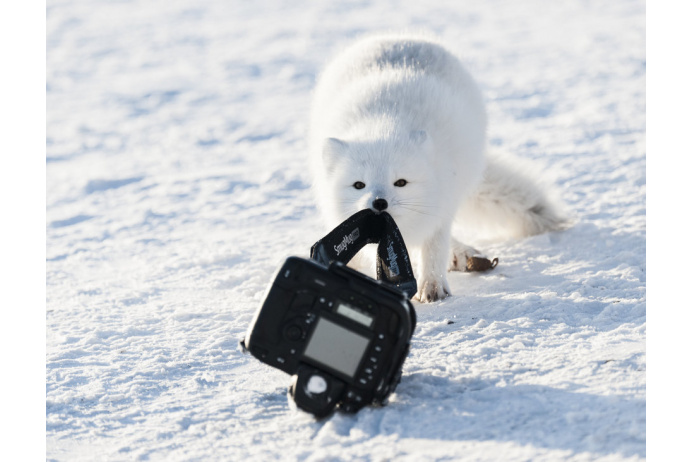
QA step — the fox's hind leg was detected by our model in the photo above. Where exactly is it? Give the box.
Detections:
[448,237,481,271]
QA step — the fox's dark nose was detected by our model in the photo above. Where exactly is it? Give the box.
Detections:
[372,198,388,211]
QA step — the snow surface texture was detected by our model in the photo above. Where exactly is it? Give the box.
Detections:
[47,0,645,460]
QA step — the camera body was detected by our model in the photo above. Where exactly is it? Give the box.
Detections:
[243,256,416,418]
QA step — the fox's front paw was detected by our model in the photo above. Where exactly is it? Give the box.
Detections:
[415,277,451,303]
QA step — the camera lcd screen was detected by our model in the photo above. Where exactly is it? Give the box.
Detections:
[303,317,371,378]
[336,302,374,328]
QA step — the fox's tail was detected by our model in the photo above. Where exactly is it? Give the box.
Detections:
[458,152,570,239]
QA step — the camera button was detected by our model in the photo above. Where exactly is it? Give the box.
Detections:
[283,325,303,342]
[306,375,328,394]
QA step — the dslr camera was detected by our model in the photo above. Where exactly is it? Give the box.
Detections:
[241,210,417,418]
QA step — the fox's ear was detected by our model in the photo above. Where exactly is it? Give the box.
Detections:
[322,137,348,171]
[409,130,427,144]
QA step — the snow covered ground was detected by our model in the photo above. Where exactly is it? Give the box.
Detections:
[46,0,645,460]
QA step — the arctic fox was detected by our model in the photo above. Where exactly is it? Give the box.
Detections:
[308,34,566,302]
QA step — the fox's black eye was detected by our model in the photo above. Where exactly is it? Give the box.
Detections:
[353,181,366,190]
[394,179,408,187]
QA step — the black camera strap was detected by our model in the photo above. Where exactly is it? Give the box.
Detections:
[310,209,418,298]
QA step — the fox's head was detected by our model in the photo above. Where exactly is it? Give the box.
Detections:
[316,129,447,244]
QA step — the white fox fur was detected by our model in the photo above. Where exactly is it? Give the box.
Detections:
[308,33,566,302]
